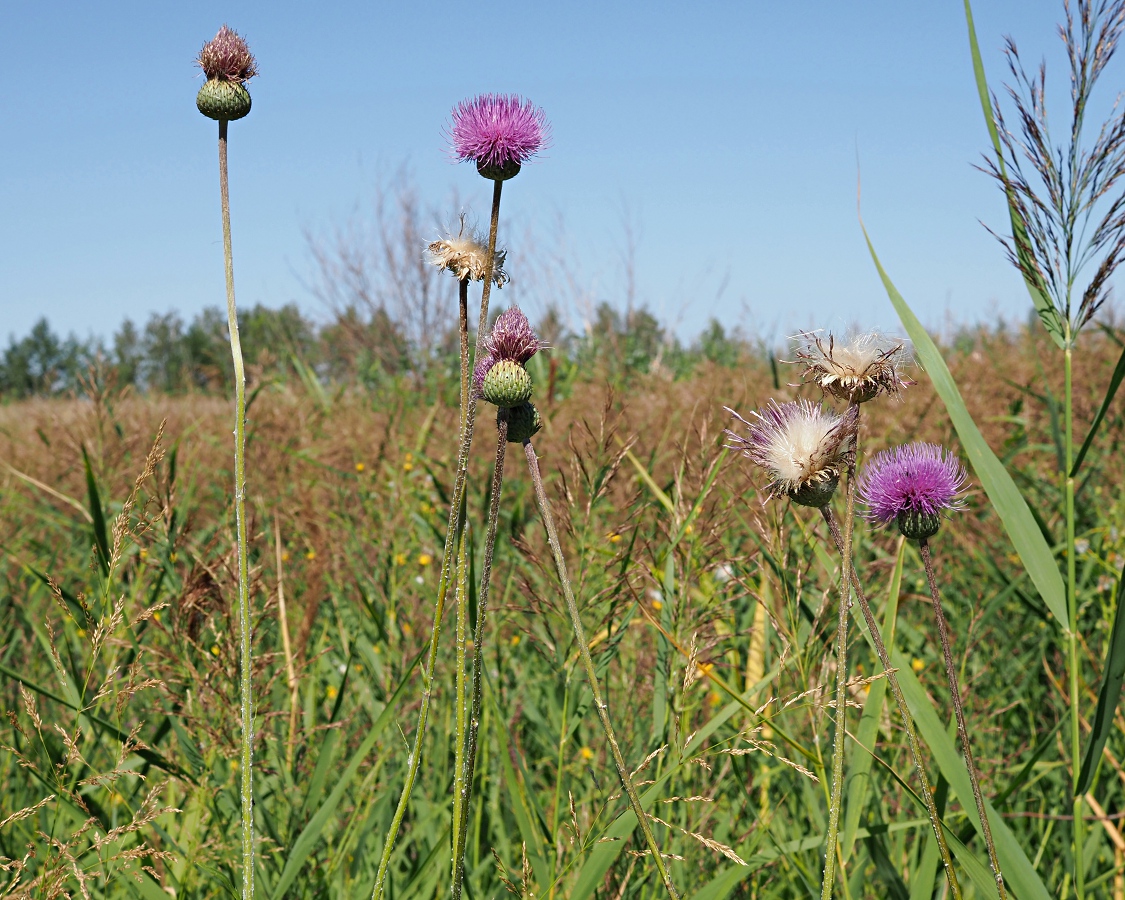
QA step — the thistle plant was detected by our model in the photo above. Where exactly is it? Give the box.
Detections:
[195,25,257,900]
[372,95,546,900]
[859,443,1007,897]
[451,308,544,898]
[978,3,1125,892]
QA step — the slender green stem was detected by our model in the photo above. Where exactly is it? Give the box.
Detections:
[822,509,962,900]
[820,411,858,900]
[452,412,508,900]
[218,118,253,900]
[919,538,1006,899]
[450,279,472,881]
[371,181,504,900]
[1065,340,1085,899]
[523,439,681,900]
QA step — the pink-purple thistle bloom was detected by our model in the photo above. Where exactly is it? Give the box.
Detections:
[197,25,258,82]
[485,307,545,364]
[858,442,967,540]
[449,94,549,180]
[473,354,496,397]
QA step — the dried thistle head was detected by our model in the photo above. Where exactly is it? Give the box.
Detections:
[725,400,858,508]
[793,331,909,403]
[197,25,258,83]
[426,216,508,285]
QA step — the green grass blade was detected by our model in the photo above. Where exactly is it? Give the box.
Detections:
[842,537,906,861]
[891,649,1051,900]
[81,444,110,577]
[1078,565,1125,793]
[1071,339,1125,476]
[963,0,1065,348]
[271,650,421,899]
[863,227,1068,628]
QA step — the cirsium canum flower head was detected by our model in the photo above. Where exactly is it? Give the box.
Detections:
[725,400,858,508]
[449,94,550,180]
[794,331,910,404]
[197,25,258,83]
[858,442,967,540]
[485,307,545,364]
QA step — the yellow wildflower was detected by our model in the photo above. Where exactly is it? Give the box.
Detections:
[510,634,521,647]
[355,462,366,472]
[708,691,722,707]
[607,532,622,544]
[326,685,337,700]
[417,553,432,566]
[306,550,316,560]
[394,553,407,566]
[911,658,924,672]
[210,645,220,656]
[652,599,663,611]
[579,746,594,760]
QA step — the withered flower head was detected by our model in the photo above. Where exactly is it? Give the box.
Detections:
[426,216,508,285]
[794,331,910,403]
[725,400,858,508]
[197,25,258,83]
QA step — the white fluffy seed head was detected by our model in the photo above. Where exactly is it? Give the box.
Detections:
[793,331,910,403]
[426,215,508,285]
[725,400,858,499]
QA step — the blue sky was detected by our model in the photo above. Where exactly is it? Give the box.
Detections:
[1,1,1110,344]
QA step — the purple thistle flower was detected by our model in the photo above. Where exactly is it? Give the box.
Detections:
[858,442,967,540]
[197,25,258,83]
[449,94,549,179]
[485,307,545,364]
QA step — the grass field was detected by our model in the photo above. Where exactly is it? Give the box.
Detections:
[1,320,1123,898]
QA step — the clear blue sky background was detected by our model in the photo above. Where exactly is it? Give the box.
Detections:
[2,1,1112,345]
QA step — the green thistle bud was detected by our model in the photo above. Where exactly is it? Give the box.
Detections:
[197,79,252,121]
[505,402,542,443]
[481,359,532,408]
[476,159,522,182]
[788,475,838,509]
[896,509,942,541]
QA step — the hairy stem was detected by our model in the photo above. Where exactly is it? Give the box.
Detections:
[218,118,254,900]
[372,182,505,900]
[523,439,680,900]
[820,409,858,900]
[452,412,509,899]
[821,509,962,900]
[919,538,1006,899]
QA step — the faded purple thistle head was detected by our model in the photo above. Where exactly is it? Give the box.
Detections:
[427,215,508,285]
[725,400,858,508]
[472,354,496,397]
[858,442,967,540]
[197,25,258,83]
[793,331,910,404]
[449,94,550,180]
[485,307,545,363]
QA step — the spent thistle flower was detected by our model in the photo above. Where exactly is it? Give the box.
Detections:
[794,331,909,403]
[858,442,966,540]
[427,216,509,285]
[449,94,550,181]
[196,25,257,121]
[725,400,858,508]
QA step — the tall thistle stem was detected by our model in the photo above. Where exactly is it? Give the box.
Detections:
[372,182,504,900]
[523,439,681,900]
[919,538,1006,899]
[819,402,861,900]
[452,413,509,899]
[218,118,254,900]
[821,510,962,900]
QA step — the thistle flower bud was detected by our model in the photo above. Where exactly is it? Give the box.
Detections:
[858,442,966,540]
[196,26,257,121]
[481,359,533,408]
[725,400,858,508]
[505,402,542,443]
[794,331,910,404]
[449,94,550,181]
